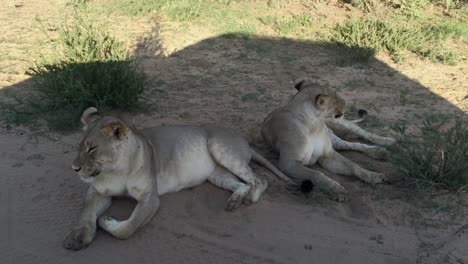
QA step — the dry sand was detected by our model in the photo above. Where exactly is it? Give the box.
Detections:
[1,120,467,264]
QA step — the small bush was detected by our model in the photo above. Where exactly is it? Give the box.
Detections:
[388,116,468,192]
[332,18,465,64]
[4,7,146,131]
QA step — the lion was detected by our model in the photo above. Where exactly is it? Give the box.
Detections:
[63,107,292,250]
[261,79,396,201]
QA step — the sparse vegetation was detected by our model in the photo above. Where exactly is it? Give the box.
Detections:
[105,0,204,21]
[213,9,257,35]
[2,4,146,131]
[389,116,468,192]
[270,14,313,35]
[349,0,430,17]
[332,18,466,64]
[163,0,204,21]
[347,0,468,17]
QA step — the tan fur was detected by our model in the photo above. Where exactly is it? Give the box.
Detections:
[261,80,395,201]
[64,108,289,250]
[324,115,396,160]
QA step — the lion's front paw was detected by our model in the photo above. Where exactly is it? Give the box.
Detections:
[98,216,132,240]
[63,226,94,251]
[367,147,388,161]
[377,137,396,146]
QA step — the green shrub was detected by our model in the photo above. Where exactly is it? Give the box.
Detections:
[4,7,146,131]
[396,0,429,17]
[333,18,465,64]
[389,116,468,192]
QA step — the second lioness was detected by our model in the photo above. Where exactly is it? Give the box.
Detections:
[64,107,288,250]
[261,80,395,200]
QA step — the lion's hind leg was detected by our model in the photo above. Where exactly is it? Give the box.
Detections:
[211,161,267,206]
[278,157,348,202]
[207,136,268,205]
[208,166,251,211]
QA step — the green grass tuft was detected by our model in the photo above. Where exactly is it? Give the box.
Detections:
[262,14,313,35]
[104,0,203,21]
[163,0,204,21]
[332,18,466,64]
[349,0,430,17]
[3,6,146,131]
[388,116,468,192]
[111,0,164,16]
[350,0,377,12]
[211,6,257,36]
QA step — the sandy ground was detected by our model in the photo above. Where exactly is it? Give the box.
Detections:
[3,123,467,264]
[1,1,468,264]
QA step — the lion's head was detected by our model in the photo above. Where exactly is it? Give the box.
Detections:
[292,79,346,119]
[72,107,130,183]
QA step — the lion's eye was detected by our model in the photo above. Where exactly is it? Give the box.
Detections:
[88,146,97,153]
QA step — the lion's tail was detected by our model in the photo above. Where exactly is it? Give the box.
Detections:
[351,109,368,123]
[250,148,296,185]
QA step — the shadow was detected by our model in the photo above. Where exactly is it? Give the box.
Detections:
[1,28,465,133]
[129,32,467,141]
[1,28,467,264]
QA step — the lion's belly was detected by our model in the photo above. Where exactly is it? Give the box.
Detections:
[304,130,333,165]
[156,131,217,195]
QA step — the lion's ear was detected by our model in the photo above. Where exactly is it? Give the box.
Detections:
[81,107,101,126]
[294,79,306,91]
[315,94,329,109]
[100,120,128,140]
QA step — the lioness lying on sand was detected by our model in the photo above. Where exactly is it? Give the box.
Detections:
[261,80,395,201]
[64,107,290,250]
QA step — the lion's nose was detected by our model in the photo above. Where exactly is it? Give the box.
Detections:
[72,165,81,172]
